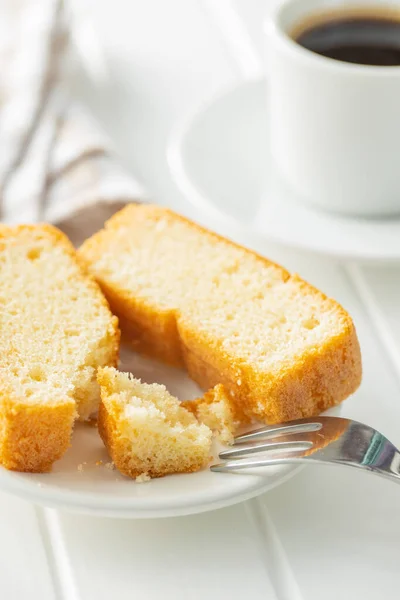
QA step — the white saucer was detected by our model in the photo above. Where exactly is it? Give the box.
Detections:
[0,348,323,519]
[168,79,400,262]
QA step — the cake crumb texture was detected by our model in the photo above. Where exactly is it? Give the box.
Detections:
[80,204,362,424]
[0,224,120,472]
[97,367,212,478]
[182,384,239,444]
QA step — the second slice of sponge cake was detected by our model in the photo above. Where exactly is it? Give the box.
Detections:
[79,204,362,424]
[0,225,120,472]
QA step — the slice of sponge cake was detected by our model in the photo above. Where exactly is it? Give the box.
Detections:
[97,367,212,478]
[0,225,119,472]
[80,204,361,424]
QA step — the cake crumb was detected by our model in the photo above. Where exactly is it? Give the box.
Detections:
[77,464,84,472]
[136,472,151,483]
[95,460,103,466]
[97,367,212,478]
[105,461,115,470]
[182,384,239,444]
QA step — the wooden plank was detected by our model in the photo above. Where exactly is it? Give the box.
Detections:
[348,264,400,383]
[266,465,400,600]
[0,495,55,599]
[55,505,279,600]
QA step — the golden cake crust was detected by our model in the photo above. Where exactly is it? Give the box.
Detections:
[0,224,120,472]
[80,205,362,424]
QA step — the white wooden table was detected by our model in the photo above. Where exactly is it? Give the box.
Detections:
[4,1,400,598]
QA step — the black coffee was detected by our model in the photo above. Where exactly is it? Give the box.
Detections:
[293,10,400,66]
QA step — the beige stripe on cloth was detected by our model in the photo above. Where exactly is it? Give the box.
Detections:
[0,0,145,243]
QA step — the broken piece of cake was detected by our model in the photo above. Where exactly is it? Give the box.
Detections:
[97,367,213,479]
[182,384,240,445]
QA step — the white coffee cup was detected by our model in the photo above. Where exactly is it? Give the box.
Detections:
[266,0,400,217]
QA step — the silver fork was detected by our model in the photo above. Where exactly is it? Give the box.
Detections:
[211,416,400,484]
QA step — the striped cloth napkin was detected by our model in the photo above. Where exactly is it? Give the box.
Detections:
[0,0,144,243]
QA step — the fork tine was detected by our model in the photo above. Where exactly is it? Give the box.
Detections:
[219,439,313,459]
[233,421,322,444]
[211,453,308,472]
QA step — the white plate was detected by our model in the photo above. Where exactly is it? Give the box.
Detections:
[168,79,400,263]
[0,348,328,519]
